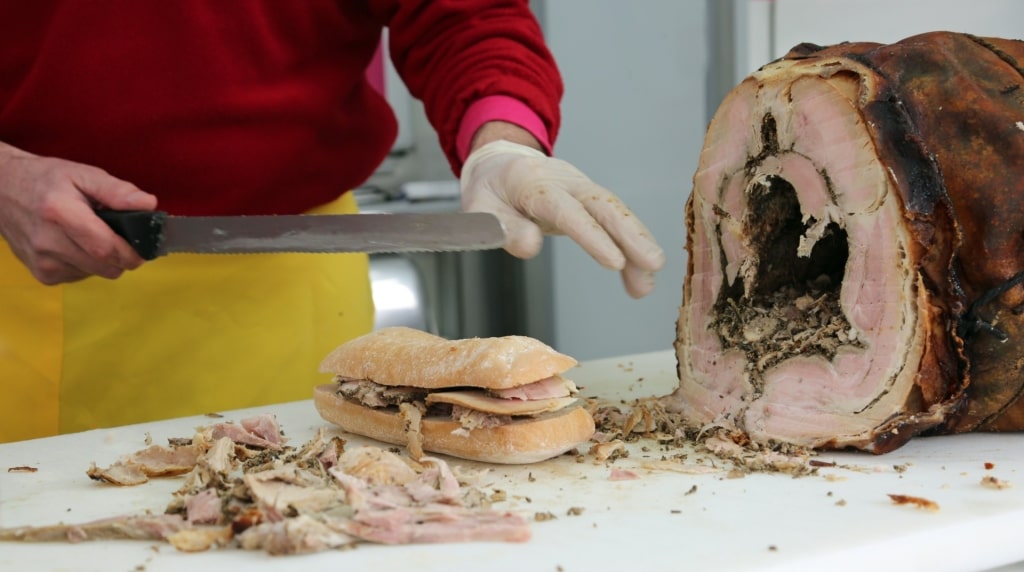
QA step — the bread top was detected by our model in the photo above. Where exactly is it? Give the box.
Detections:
[318,327,578,390]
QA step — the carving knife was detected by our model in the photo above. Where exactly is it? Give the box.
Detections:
[96,210,506,260]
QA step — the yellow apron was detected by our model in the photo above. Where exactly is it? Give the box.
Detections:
[0,193,373,443]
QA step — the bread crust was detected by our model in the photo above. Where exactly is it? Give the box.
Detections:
[313,384,595,464]
[318,327,578,390]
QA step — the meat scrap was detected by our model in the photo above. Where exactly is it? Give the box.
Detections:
[85,414,287,487]
[236,515,352,555]
[887,494,940,512]
[590,396,817,475]
[981,475,1012,490]
[343,505,530,545]
[0,417,530,555]
[0,514,190,543]
[589,440,627,462]
[608,468,640,481]
[87,444,201,486]
[210,413,286,451]
[670,31,1024,454]
[89,443,200,485]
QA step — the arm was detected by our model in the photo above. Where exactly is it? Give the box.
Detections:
[373,0,664,298]
[369,0,560,172]
[469,121,544,154]
[0,141,156,284]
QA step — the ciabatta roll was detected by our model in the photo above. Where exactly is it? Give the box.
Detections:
[314,327,595,464]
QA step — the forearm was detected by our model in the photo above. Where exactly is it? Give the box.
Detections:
[0,140,32,162]
[378,0,560,172]
[469,120,545,154]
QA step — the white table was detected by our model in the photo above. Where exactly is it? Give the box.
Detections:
[3,350,1024,571]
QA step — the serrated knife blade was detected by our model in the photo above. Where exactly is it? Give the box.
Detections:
[96,210,506,260]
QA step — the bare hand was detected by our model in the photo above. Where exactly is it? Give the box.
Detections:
[0,143,157,284]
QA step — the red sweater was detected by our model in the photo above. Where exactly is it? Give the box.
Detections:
[0,1,562,216]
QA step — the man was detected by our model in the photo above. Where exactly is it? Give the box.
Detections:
[0,1,665,442]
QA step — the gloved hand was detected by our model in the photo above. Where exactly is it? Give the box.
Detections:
[0,142,157,284]
[460,140,666,298]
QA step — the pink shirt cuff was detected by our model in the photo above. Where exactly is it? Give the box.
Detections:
[456,95,552,162]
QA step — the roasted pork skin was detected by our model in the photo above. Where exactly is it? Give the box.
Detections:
[670,32,1024,453]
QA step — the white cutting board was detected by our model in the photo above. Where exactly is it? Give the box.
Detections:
[2,350,1024,572]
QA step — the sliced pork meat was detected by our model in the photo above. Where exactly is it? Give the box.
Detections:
[244,466,346,519]
[342,505,531,544]
[407,457,462,504]
[166,526,233,552]
[86,460,149,486]
[239,414,286,446]
[328,450,461,510]
[333,446,420,486]
[173,436,236,499]
[3,419,535,555]
[185,488,223,525]
[490,375,578,400]
[87,443,200,485]
[0,514,189,543]
[670,31,1024,453]
[451,406,511,432]
[210,414,286,451]
[325,447,529,544]
[236,515,355,555]
[337,380,428,408]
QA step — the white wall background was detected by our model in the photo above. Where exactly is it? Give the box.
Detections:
[737,0,1024,82]
[536,1,708,359]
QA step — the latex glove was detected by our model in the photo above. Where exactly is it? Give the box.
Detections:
[0,143,157,284]
[460,140,665,298]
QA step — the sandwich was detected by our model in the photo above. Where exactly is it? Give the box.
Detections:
[314,327,596,464]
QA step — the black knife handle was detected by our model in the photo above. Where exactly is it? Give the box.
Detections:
[95,209,169,260]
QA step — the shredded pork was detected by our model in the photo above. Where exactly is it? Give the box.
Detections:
[0,414,531,555]
[335,376,577,433]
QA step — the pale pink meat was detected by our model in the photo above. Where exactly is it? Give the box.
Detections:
[343,506,531,544]
[608,468,640,481]
[87,443,200,486]
[669,49,955,452]
[244,466,344,518]
[403,457,461,504]
[240,414,286,447]
[185,488,222,525]
[490,376,575,400]
[237,515,355,555]
[4,416,536,554]
[0,514,189,543]
[211,414,285,450]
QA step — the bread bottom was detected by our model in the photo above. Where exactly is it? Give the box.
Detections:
[313,384,595,464]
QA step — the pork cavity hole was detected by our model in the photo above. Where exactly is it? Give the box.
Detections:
[673,70,931,450]
[712,113,861,397]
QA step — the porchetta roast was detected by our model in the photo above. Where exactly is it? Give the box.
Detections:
[669,31,1024,453]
